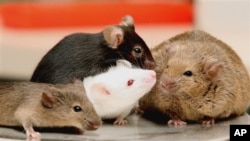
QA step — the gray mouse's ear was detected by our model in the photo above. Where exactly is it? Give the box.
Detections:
[103,26,124,49]
[116,59,132,68]
[41,89,60,108]
[41,92,55,108]
[119,15,135,30]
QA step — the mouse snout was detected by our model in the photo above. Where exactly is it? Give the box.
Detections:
[149,71,157,81]
[160,77,176,91]
[85,118,102,130]
[144,60,155,70]
[142,71,157,83]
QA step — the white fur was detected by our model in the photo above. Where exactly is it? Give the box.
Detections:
[83,60,156,121]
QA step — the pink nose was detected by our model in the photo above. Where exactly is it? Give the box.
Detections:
[144,60,155,70]
[86,119,102,130]
[151,71,156,79]
[160,80,176,90]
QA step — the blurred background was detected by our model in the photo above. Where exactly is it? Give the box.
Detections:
[0,0,249,81]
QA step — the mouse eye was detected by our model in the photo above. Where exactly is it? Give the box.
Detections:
[183,71,193,77]
[127,79,134,86]
[73,106,82,112]
[133,46,143,56]
[133,47,142,54]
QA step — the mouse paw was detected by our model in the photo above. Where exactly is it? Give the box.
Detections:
[113,118,128,125]
[199,117,215,126]
[168,119,187,126]
[27,132,41,141]
[133,106,144,115]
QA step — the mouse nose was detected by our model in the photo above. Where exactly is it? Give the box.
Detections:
[144,60,155,70]
[86,119,102,130]
[160,79,176,90]
[151,71,156,78]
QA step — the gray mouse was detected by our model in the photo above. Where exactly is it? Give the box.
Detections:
[30,15,155,84]
[0,80,102,141]
[139,30,250,126]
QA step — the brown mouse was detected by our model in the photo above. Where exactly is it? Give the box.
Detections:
[139,30,250,126]
[0,80,102,141]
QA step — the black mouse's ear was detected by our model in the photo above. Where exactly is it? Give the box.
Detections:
[119,15,135,30]
[103,26,124,49]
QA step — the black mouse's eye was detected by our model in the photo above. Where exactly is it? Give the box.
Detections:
[133,46,143,55]
[73,106,82,112]
[183,70,193,77]
[127,79,134,86]
[134,47,142,54]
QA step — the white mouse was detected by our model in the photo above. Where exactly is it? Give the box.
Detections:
[83,60,156,125]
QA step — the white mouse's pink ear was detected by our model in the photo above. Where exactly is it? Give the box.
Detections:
[91,83,110,95]
[119,15,135,30]
[203,58,223,80]
[103,26,124,49]
[41,91,57,108]
[116,59,132,68]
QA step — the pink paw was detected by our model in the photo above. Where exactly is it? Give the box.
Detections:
[27,132,41,141]
[113,118,128,125]
[199,117,215,125]
[168,119,187,126]
[133,106,144,115]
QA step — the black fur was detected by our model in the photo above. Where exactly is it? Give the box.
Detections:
[31,25,154,84]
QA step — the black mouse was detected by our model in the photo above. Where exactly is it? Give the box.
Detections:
[30,15,155,84]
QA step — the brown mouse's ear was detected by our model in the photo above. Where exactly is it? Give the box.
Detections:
[204,58,223,80]
[91,83,110,95]
[103,26,124,49]
[41,91,58,108]
[119,15,135,30]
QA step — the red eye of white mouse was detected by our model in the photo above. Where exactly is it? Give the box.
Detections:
[127,79,134,86]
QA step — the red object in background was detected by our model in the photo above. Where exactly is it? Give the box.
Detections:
[0,2,193,29]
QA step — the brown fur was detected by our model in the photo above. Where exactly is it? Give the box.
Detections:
[139,30,250,125]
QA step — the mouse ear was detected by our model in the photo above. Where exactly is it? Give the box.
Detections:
[119,15,135,30]
[91,83,110,96]
[116,59,132,68]
[70,78,82,85]
[41,90,59,108]
[103,26,124,49]
[203,58,223,80]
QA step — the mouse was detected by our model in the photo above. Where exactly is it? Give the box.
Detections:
[139,30,250,126]
[0,79,102,141]
[83,59,156,125]
[30,15,155,84]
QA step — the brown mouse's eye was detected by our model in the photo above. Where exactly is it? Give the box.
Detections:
[73,106,82,112]
[183,71,193,77]
[127,79,134,86]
